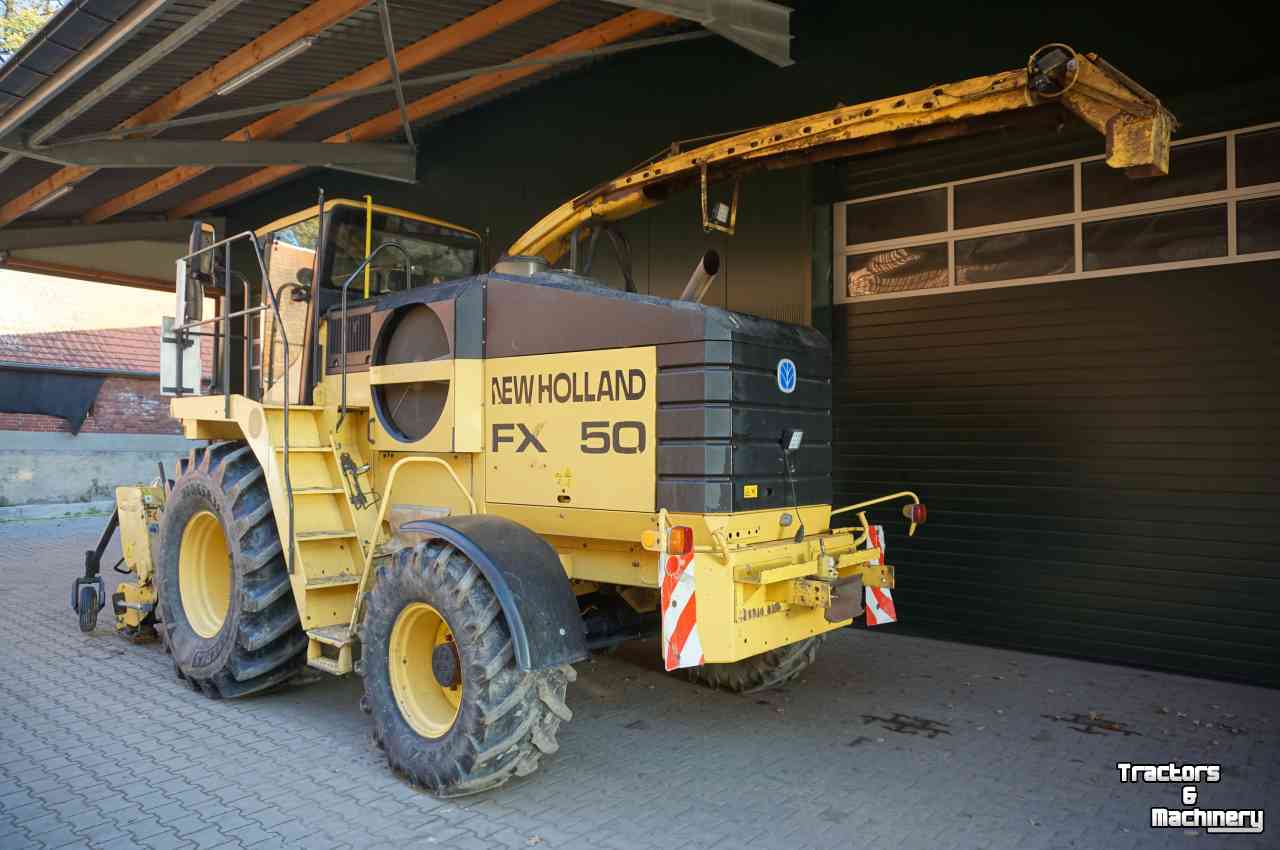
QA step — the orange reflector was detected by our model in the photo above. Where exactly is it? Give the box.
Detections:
[669,526,694,556]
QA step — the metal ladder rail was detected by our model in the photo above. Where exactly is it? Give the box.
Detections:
[332,240,410,433]
[175,231,298,572]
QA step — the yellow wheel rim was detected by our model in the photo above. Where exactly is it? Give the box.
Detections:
[389,602,463,739]
[178,510,232,639]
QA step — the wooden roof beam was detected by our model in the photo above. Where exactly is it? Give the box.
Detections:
[0,0,370,229]
[166,9,674,220]
[84,0,560,225]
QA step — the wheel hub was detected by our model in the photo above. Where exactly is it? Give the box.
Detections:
[389,602,463,739]
[431,642,461,689]
[178,510,232,638]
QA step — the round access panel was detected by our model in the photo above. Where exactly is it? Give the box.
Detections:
[372,304,451,443]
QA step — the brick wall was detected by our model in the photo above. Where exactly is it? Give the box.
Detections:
[0,376,180,435]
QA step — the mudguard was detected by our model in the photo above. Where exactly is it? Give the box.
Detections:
[400,515,588,671]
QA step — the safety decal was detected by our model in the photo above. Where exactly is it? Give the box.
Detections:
[659,546,703,671]
[864,524,898,627]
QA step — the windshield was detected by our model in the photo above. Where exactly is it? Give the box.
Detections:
[329,208,480,293]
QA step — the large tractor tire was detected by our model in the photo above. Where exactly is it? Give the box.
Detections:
[688,635,825,694]
[362,541,575,797]
[157,441,306,698]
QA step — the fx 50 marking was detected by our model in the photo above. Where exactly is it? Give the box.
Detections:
[491,423,546,453]
[491,421,648,455]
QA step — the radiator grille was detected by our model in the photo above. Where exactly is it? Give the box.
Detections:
[333,313,371,353]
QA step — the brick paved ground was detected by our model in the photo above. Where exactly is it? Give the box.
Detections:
[1,515,1276,850]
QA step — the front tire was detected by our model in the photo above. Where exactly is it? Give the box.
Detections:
[688,636,825,693]
[157,442,306,698]
[362,541,574,797]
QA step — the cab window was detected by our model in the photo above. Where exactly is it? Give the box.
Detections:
[328,208,480,294]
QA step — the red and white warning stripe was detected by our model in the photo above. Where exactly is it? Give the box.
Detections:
[864,524,897,627]
[659,546,703,671]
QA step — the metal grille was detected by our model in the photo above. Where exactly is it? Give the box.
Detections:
[334,312,371,353]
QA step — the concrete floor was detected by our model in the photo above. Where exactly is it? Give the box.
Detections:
[1,515,1276,849]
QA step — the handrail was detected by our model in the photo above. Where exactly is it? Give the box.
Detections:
[332,240,410,432]
[347,455,477,633]
[175,230,297,573]
[830,490,922,537]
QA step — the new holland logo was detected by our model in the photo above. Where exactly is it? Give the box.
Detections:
[777,358,797,394]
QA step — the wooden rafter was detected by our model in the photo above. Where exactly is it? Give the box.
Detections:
[0,0,370,229]
[83,0,561,225]
[0,256,173,293]
[165,9,674,220]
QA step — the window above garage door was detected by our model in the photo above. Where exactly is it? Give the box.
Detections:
[834,123,1280,302]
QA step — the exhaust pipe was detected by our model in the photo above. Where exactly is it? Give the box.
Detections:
[679,250,720,303]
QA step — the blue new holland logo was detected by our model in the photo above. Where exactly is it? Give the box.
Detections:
[776,358,797,394]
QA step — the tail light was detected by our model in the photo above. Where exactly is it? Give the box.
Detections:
[901,503,927,524]
[668,526,694,556]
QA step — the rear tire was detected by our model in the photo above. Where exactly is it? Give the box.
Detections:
[688,636,824,693]
[362,541,574,797]
[157,441,305,698]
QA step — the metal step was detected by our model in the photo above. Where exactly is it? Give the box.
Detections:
[276,446,329,453]
[296,530,357,542]
[304,572,360,589]
[307,624,355,676]
[306,654,350,676]
[307,624,354,647]
[292,487,344,495]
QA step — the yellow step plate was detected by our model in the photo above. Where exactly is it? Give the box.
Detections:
[304,573,359,589]
[296,530,357,542]
[307,624,354,647]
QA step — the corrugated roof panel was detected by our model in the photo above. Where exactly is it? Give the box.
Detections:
[131,164,274,214]
[0,1,681,226]
[158,0,499,141]
[34,1,312,143]
[0,160,63,208]
[279,1,631,143]
[30,167,173,220]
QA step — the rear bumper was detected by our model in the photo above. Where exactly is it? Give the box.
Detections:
[690,527,894,664]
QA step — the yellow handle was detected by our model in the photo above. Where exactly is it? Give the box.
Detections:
[830,490,923,536]
[363,194,373,299]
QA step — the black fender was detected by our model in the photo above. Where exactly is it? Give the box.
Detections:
[399,515,587,671]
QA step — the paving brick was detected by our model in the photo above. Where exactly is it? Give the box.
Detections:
[4,516,1280,850]
[185,825,230,848]
[140,830,196,850]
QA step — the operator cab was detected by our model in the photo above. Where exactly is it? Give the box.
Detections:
[254,199,482,404]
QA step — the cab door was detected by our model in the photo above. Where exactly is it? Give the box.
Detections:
[261,216,320,405]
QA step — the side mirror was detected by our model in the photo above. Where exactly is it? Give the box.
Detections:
[177,221,216,326]
[296,267,313,286]
[188,220,216,281]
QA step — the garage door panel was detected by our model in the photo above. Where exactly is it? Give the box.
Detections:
[910,515,1280,551]
[897,546,1280,591]
[846,331,1278,366]
[905,585,1280,645]
[898,613,1280,682]
[833,262,1280,685]
[840,440,1278,461]
[839,477,1280,517]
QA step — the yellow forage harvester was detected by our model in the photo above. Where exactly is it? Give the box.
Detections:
[71,44,1170,796]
